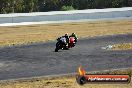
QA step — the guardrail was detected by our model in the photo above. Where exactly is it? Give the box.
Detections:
[0,7,132,24]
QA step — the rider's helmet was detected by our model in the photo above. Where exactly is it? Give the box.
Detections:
[65,33,68,36]
[64,33,69,39]
[72,33,75,36]
[71,32,78,40]
[71,33,76,37]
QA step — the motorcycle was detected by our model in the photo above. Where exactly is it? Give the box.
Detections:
[68,37,76,48]
[55,36,77,52]
[55,37,68,52]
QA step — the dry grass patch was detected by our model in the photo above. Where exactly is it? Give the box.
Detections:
[112,43,132,50]
[0,19,132,47]
[0,69,132,88]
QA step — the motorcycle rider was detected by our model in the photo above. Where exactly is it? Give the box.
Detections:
[56,33,69,48]
[56,36,67,50]
[62,33,69,46]
[70,33,78,42]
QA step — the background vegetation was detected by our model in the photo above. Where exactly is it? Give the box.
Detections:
[0,0,129,14]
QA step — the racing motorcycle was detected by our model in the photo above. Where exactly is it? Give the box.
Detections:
[55,36,77,52]
[68,37,76,48]
[55,37,68,52]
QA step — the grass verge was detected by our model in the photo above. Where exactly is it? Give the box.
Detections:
[112,43,132,50]
[0,68,132,88]
[0,19,132,47]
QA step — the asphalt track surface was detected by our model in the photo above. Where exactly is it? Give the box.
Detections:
[0,34,132,80]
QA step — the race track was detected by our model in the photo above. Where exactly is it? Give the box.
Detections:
[0,34,132,80]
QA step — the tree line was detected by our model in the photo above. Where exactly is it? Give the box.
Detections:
[0,0,129,14]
